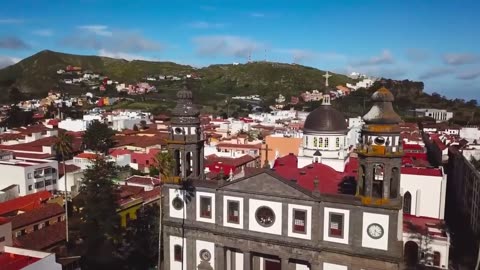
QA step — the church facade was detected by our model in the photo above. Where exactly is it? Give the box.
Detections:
[162,84,407,270]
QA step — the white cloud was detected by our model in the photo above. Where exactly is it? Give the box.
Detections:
[33,29,54,37]
[250,12,265,18]
[274,48,346,63]
[77,25,112,36]
[188,21,225,29]
[457,70,480,80]
[353,50,394,66]
[0,18,23,24]
[418,67,452,80]
[443,53,479,65]
[0,56,21,68]
[193,35,263,58]
[61,28,162,53]
[97,49,156,61]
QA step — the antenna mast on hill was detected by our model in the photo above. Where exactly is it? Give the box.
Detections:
[248,51,252,63]
[264,49,267,62]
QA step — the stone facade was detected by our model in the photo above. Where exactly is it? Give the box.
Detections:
[162,170,404,270]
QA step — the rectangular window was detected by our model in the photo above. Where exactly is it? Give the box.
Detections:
[28,185,33,191]
[336,137,340,148]
[174,245,182,262]
[35,182,45,189]
[329,213,344,238]
[292,209,307,233]
[200,196,212,218]
[45,179,52,186]
[227,200,240,223]
[53,179,57,184]
[27,173,32,179]
[0,236,4,242]
[33,224,38,231]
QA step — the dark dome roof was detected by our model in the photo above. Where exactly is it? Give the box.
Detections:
[303,105,347,134]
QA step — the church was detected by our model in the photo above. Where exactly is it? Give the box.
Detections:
[161,83,408,270]
[297,72,351,172]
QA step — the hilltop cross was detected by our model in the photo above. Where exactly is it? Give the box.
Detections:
[323,71,332,87]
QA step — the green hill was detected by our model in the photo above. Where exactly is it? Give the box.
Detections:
[0,50,355,103]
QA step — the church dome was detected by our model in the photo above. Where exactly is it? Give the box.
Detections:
[303,105,348,134]
[363,87,401,125]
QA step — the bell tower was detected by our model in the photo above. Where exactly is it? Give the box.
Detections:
[167,81,205,180]
[357,87,403,201]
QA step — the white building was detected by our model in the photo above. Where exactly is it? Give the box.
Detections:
[298,91,350,171]
[415,108,453,123]
[460,127,480,143]
[346,78,376,90]
[347,116,363,148]
[58,118,89,132]
[0,152,59,196]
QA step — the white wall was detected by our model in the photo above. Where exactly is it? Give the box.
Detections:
[361,212,389,251]
[23,254,62,270]
[401,172,446,219]
[287,204,312,240]
[403,233,450,269]
[323,207,350,245]
[169,188,186,219]
[169,236,187,270]
[323,262,348,270]
[223,196,244,229]
[196,240,215,269]
[196,191,216,224]
[248,199,282,235]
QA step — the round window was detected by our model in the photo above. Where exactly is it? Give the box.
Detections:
[374,136,386,145]
[172,197,183,210]
[255,206,275,227]
[175,127,183,134]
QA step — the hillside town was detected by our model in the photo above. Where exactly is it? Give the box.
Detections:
[0,70,477,270]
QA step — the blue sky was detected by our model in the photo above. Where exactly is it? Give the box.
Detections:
[0,0,479,99]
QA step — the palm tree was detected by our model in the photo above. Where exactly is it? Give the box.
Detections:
[54,131,73,243]
[152,151,174,270]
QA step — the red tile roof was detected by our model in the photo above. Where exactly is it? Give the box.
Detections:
[273,154,343,195]
[15,221,66,250]
[10,203,64,229]
[75,152,99,159]
[216,143,262,149]
[401,167,442,177]
[205,154,258,170]
[403,214,447,238]
[0,252,40,270]
[0,191,52,216]
[59,163,81,175]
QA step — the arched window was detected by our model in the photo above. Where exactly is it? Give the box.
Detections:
[433,251,441,266]
[336,137,340,148]
[403,191,412,214]
[313,137,318,148]
[319,138,323,148]
[324,138,329,148]
[372,164,384,197]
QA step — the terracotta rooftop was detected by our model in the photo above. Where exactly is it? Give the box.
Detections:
[15,221,66,250]
[10,203,64,229]
[0,191,52,216]
[0,252,41,270]
[58,163,81,175]
[216,143,262,149]
[403,214,447,238]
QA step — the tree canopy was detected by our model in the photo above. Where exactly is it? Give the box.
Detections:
[79,157,121,268]
[82,120,116,154]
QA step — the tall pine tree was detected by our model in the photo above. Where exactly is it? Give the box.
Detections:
[79,157,121,269]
